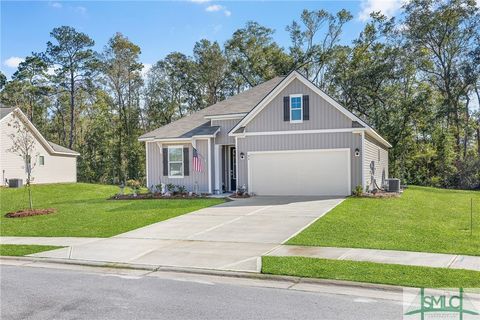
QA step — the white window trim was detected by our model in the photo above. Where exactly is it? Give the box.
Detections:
[289,94,303,123]
[39,155,45,166]
[168,145,184,179]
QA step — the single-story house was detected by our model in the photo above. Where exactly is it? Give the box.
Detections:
[139,71,391,196]
[0,106,79,185]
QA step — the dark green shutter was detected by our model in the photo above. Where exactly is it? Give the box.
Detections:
[283,96,290,121]
[303,95,309,120]
[183,147,189,176]
[162,148,168,176]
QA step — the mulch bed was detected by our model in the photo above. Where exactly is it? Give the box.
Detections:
[5,208,57,218]
[229,194,251,198]
[360,191,401,198]
[109,193,212,200]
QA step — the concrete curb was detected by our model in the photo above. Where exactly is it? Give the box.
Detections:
[0,255,403,293]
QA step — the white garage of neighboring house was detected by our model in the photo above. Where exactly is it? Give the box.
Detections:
[0,106,79,185]
[140,70,391,196]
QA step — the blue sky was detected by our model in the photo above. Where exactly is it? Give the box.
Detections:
[1,0,405,78]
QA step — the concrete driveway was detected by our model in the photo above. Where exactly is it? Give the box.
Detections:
[31,196,344,272]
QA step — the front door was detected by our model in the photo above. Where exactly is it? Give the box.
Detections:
[229,147,237,191]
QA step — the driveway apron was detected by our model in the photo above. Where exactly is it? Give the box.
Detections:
[30,196,344,272]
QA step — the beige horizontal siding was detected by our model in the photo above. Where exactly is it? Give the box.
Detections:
[364,133,389,190]
[0,113,77,184]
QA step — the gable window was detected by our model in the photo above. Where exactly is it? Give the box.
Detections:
[39,156,45,166]
[290,94,303,123]
[168,146,184,178]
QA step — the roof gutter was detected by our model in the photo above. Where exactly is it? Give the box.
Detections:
[138,128,220,143]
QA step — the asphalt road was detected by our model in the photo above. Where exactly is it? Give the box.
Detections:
[1,265,403,320]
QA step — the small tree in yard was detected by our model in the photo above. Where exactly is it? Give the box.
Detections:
[7,113,38,209]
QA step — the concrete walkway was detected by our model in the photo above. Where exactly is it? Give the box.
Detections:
[0,237,103,246]
[1,196,344,273]
[3,196,477,273]
[266,245,480,271]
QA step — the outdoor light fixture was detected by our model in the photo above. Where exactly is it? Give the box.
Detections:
[240,152,245,160]
[354,148,361,157]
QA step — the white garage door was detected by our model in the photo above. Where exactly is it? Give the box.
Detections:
[248,149,351,196]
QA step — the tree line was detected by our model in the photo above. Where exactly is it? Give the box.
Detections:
[1,0,479,189]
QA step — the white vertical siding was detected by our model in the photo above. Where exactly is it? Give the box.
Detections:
[0,113,77,184]
[363,133,389,190]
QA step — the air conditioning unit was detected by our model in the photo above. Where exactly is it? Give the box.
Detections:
[8,179,23,188]
[386,179,400,193]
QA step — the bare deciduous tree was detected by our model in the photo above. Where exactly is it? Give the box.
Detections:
[7,112,38,209]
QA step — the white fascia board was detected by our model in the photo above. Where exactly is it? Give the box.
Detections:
[236,128,366,137]
[229,72,296,135]
[366,129,392,148]
[205,113,247,120]
[139,128,220,143]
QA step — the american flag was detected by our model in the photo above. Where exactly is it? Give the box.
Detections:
[192,147,203,172]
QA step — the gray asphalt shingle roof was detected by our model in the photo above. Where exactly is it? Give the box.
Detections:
[139,76,285,140]
[47,141,79,155]
[0,107,15,120]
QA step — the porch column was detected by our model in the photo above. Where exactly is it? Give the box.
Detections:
[208,138,212,194]
[214,144,221,194]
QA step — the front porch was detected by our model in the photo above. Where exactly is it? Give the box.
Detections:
[214,145,237,194]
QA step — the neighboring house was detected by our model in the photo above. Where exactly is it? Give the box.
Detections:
[0,106,79,185]
[139,71,391,196]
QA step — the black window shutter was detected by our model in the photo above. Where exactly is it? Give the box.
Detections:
[162,148,168,176]
[283,96,290,121]
[183,147,189,176]
[303,95,309,120]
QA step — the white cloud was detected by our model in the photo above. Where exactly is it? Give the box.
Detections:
[4,57,24,68]
[47,66,56,76]
[358,0,403,21]
[205,4,231,16]
[141,63,152,78]
[206,4,222,12]
[49,2,62,9]
[74,6,87,14]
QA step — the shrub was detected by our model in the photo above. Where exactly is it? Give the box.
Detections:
[177,185,187,195]
[353,185,363,197]
[126,179,141,194]
[166,183,176,193]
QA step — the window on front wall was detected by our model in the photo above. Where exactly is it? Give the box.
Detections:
[168,146,184,177]
[39,156,45,166]
[290,95,303,122]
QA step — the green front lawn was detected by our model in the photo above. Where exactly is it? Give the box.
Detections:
[262,256,480,288]
[288,186,479,256]
[0,244,63,256]
[0,183,224,237]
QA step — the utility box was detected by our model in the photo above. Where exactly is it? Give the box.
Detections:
[386,179,400,193]
[8,179,23,188]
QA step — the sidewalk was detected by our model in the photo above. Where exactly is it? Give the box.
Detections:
[2,236,479,272]
[0,237,103,246]
[266,245,480,271]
